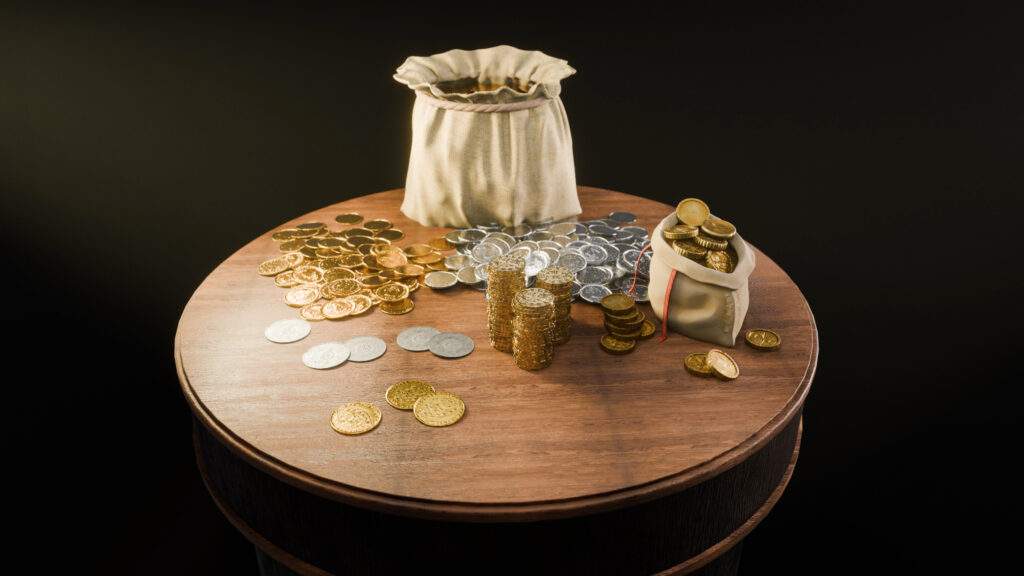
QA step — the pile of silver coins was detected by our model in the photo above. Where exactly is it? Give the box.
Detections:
[442,211,652,304]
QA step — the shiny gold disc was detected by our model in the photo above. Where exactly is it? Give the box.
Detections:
[745,328,781,350]
[706,349,740,380]
[330,402,381,435]
[322,298,355,319]
[599,334,636,355]
[684,353,714,377]
[299,302,326,321]
[700,217,737,239]
[675,198,710,227]
[285,285,320,307]
[413,392,466,427]
[335,213,363,224]
[385,380,436,410]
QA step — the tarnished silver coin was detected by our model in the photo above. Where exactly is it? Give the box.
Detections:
[547,222,577,236]
[608,211,637,224]
[264,319,311,343]
[445,254,472,270]
[631,283,650,302]
[460,228,487,243]
[556,251,587,273]
[579,283,612,303]
[302,342,351,369]
[577,266,613,285]
[424,270,458,289]
[344,336,387,362]
[580,244,609,265]
[427,332,475,359]
[621,226,648,238]
[471,242,502,263]
[457,265,481,285]
[527,230,553,242]
[397,326,441,352]
[552,235,572,246]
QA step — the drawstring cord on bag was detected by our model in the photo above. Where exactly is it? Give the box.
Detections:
[627,243,677,343]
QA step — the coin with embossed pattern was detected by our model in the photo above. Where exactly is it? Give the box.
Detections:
[413,392,465,427]
[427,332,475,359]
[344,336,387,362]
[386,380,436,410]
[330,402,381,435]
[745,328,781,350]
[264,318,311,343]
[302,342,351,369]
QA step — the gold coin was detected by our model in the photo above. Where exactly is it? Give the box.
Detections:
[396,264,425,278]
[257,256,291,276]
[359,274,389,288]
[274,271,299,288]
[694,234,729,251]
[285,285,320,307]
[605,325,641,339]
[600,293,635,314]
[428,237,452,251]
[299,302,326,321]
[289,227,318,238]
[318,237,346,249]
[296,222,325,231]
[745,328,781,350]
[322,298,355,319]
[705,250,734,273]
[706,349,740,380]
[413,392,465,427]
[323,268,356,282]
[700,217,736,239]
[638,319,656,339]
[347,294,373,315]
[326,278,361,297]
[331,402,381,435]
[662,224,700,240]
[293,265,324,283]
[599,334,636,355]
[376,247,408,269]
[403,244,434,257]
[278,238,306,252]
[374,283,410,302]
[363,218,392,231]
[385,380,436,410]
[675,198,710,227]
[411,252,443,265]
[379,298,414,315]
[335,213,363,225]
[282,252,305,268]
[339,254,364,267]
[672,240,708,261]
[375,228,405,242]
[347,235,375,247]
[271,229,299,241]
[684,353,714,377]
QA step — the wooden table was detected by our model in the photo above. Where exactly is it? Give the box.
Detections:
[176,187,818,575]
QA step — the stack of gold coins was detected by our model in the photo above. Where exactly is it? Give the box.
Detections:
[485,254,526,352]
[599,293,655,354]
[534,266,574,345]
[511,288,555,370]
[666,198,739,273]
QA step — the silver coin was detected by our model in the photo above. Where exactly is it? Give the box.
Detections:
[457,265,481,285]
[580,244,609,265]
[537,240,562,251]
[302,342,351,369]
[547,222,577,236]
[577,266,613,285]
[601,244,621,265]
[445,254,472,270]
[631,283,650,302]
[344,336,387,362]
[460,228,487,243]
[475,262,490,281]
[608,211,637,224]
[513,240,540,252]
[484,232,516,250]
[428,332,475,359]
[471,242,503,263]
[621,226,648,238]
[589,235,612,246]
[551,235,573,246]
[397,326,441,352]
[540,247,561,262]
[524,251,551,276]
[509,246,532,259]
[264,318,311,343]
[424,270,458,289]
[570,282,582,301]
[579,283,612,303]
[556,251,587,273]
[502,224,533,238]
[527,230,553,242]
[565,240,590,251]
[588,224,617,237]
[446,230,469,245]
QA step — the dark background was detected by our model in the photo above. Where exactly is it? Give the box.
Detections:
[3,3,1020,574]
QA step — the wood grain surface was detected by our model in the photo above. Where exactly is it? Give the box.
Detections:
[175,186,817,519]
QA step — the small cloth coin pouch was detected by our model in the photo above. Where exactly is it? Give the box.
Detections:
[647,213,756,346]
[394,45,582,228]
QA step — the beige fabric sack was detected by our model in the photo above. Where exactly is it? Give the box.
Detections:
[393,45,581,227]
[647,213,757,346]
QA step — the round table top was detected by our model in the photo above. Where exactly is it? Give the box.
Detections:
[176,187,817,521]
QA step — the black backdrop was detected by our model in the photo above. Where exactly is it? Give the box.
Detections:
[2,3,1021,574]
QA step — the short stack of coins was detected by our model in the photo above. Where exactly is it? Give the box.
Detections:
[511,288,556,370]
[486,254,526,352]
[599,293,647,354]
[534,265,574,345]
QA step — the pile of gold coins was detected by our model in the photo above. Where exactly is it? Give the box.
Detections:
[257,214,454,320]
[534,266,574,345]
[511,288,556,370]
[485,254,526,352]
[598,293,656,354]
[665,198,739,273]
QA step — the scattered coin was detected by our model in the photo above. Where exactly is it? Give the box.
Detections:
[302,342,351,369]
[457,266,481,285]
[397,326,441,351]
[745,328,781,350]
[344,336,387,362]
[427,332,475,359]
[385,380,436,410]
[335,213,363,224]
[424,270,458,289]
[599,334,636,355]
[413,391,466,427]
[331,402,381,435]
[264,318,312,343]
[706,349,740,380]
[684,353,714,376]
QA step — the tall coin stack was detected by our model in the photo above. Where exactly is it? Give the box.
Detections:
[534,266,574,345]
[486,254,526,352]
[511,288,556,370]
